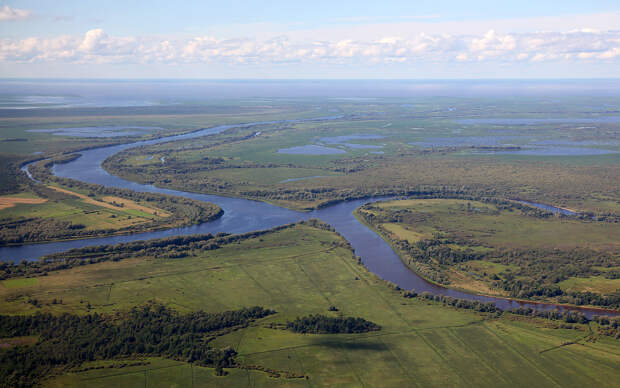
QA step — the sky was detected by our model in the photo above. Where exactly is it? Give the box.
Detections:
[0,0,619,79]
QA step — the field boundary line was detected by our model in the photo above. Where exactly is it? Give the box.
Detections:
[414,331,469,386]
[376,335,420,388]
[334,343,367,388]
[481,323,563,388]
[446,326,511,386]
[293,259,333,307]
[291,348,312,388]
[237,264,281,309]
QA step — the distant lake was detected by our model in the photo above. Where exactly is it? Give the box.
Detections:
[27,126,162,138]
[277,145,346,155]
[456,117,620,125]
[519,200,577,216]
[320,134,385,144]
[410,135,618,156]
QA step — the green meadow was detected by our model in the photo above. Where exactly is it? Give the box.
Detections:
[371,199,620,250]
[1,224,618,387]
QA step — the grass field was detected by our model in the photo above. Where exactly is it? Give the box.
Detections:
[372,199,620,250]
[1,277,39,289]
[1,224,618,387]
[559,276,620,295]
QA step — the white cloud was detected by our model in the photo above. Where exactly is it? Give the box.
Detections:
[1,28,618,66]
[79,29,108,52]
[0,5,32,21]
[456,53,468,61]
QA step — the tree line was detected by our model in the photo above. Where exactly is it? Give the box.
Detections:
[413,291,620,338]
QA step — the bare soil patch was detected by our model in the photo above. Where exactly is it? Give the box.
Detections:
[0,196,47,210]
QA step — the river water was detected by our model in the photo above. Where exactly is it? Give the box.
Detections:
[1,119,617,317]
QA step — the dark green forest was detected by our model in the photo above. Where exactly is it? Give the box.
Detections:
[0,304,274,387]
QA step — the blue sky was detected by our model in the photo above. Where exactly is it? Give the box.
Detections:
[0,1,619,78]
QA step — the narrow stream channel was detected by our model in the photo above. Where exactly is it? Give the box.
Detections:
[2,118,616,317]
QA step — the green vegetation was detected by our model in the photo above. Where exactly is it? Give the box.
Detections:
[0,304,273,387]
[0,184,222,245]
[0,223,618,387]
[0,156,222,245]
[0,102,323,156]
[102,99,620,214]
[0,154,27,196]
[285,315,381,334]
[357,198,620,308]
[1,278,38,289]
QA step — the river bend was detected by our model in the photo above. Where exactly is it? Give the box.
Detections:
[1,118,616,317]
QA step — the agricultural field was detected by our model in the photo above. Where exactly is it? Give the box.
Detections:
[0,187,161,244]
[356,198,620,307]
[0,223,618,387]
[0,180,222,245]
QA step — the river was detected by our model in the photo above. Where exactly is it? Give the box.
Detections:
[1,118,617,317]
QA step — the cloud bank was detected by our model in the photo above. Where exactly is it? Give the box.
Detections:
[0,5,32,21]
[1,28,618,66]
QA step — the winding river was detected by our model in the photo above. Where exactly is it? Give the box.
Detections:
[1,118,617,317]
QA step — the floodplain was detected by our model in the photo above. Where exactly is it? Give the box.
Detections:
[1,223,618,387]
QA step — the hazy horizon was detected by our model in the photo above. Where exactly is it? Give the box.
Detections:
[2,79,620,104]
